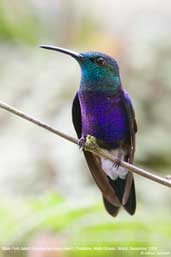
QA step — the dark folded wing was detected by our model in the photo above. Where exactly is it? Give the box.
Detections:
[120,89,137,214]
[72,93,82,138]
[120,89,137,163]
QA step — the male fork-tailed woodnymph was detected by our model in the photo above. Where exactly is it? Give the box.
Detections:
[41,45,137,217]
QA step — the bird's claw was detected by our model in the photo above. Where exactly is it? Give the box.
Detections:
[78,136,86,149]
[114,158,121,169]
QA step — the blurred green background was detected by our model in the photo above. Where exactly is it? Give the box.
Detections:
[0,0,171,256]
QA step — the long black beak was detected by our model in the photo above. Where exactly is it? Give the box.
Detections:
[40,44,83,61]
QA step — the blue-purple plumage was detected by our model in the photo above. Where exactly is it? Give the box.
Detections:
[78,90,129,147]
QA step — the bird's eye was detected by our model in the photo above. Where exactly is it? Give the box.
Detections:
[94,57,106,66]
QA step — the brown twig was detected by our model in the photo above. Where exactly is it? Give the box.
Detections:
[0,100,171,188]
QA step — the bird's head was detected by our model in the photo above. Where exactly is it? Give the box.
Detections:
[40,45,121,94]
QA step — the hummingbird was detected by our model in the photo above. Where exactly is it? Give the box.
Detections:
[40,45,137,217]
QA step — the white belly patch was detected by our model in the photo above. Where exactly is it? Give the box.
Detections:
[100,149,128,180]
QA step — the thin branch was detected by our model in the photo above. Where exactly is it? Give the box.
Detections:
[0,100,171,188]
[0,101,78,145]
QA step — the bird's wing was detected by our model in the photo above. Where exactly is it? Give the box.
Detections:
[72,93,82,138]
[120,89,137,163]
[72,93,121,207]
[120,89,137,208]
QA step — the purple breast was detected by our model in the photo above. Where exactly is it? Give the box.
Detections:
[78,91,129,145]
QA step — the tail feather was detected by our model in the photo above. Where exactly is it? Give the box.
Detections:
[123,178,136,215]
[103,176,136,216]
[103,197,120,217]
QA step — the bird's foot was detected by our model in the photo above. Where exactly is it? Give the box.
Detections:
[78,136,86,149]
[113,149,123,169]
[114,158,121,169]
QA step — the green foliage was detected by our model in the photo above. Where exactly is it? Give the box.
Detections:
[0,1,38,44]
[0,194,170,257]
